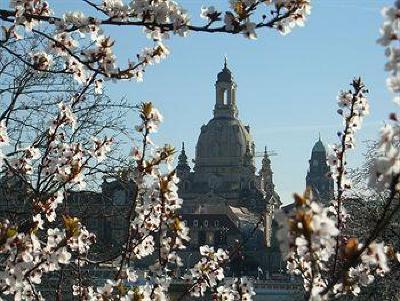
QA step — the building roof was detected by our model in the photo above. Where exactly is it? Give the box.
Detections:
[217,58,234,83]
[228,206,259,223]
[312,137,326,153]
[195,117,254,168]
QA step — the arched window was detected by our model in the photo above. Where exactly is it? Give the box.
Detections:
[204,220,209,227]
[223,89,228,105]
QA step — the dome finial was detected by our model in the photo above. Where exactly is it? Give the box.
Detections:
[318,132,321,141]
[182,141,185,151]
[216,55,234,84]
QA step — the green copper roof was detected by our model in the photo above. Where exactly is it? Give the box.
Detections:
[312,138,326,153]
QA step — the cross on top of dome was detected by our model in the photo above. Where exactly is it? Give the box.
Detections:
[217,57,234,83]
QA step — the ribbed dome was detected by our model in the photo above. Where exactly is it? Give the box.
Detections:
[195,117,254,168]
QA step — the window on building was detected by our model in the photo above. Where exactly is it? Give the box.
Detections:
[191,231,199,246]
[214,220,219,228]
[223,89,228,105]
[193,219,198,227]
[206,231,214,244]
[204,220,209,227]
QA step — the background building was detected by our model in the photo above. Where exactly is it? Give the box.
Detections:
[306,137,334,203]
[0,62,299,300]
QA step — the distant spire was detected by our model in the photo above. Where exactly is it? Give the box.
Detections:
[178,142,188,165]
[177,141,190,177]
[224,55,228,69]
[318,132,321,141]
[260,145,274,196]
[262,146,271,166]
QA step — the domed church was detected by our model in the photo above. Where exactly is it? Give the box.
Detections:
[176,61,285,278]
[177,60,280,212]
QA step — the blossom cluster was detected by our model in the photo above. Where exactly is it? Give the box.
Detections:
[0,215,95,300]
[0,0,311,85]
[0,73,241,299]
[268,0,312,35]
[283,189,339,299]
[278,188,399,300]
[64,102,238,300]
[30,51,53,71]
[0,1,317,300]
[0,87,114,299]
[0,120,9,169]
[188,245,229,297]
[276,3,400,298]
[327,78,370,194]
[215,277,256,301]
[377,1,400,105]
[11,100,113,195]
[202,0,311,39]
[124,103,190,296]
[10,0,50,31]
[370,1,400,192]
[329,237,400,299]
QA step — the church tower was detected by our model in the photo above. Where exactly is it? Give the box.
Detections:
[260,147,275,200]
[193,60,256,193]
[306,136,334,203]
[176,142,190,179]
[214,58,238,119]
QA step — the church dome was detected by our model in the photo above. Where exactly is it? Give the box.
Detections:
[217,65,233,82]
[312,138,326,153]
[195,117,254,168]
[193,60,255,181]
[217,57,234,83]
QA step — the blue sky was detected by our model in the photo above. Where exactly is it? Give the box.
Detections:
[57,0,395,204]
